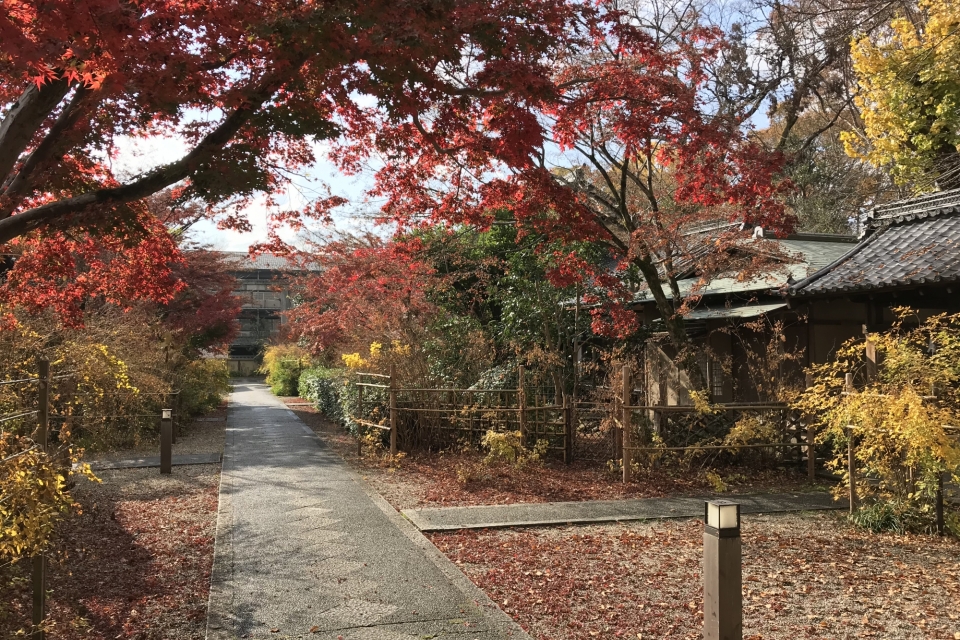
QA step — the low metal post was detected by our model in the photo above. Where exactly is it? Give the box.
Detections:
[161,409,173,474]
[563,394,573,465]
[389,365,397,456]
[703,500,742,640]
[622,365,632,483]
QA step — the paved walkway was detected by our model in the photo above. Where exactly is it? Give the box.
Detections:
[402,492,845,532]
[206,381,529,640]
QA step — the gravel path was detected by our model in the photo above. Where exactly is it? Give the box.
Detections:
[206,380,530,640]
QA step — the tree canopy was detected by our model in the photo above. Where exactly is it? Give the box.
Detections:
[845,0,960,190]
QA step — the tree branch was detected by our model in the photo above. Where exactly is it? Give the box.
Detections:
[0,61,309,245]
[0,77,73,183]
[0,85,92,219]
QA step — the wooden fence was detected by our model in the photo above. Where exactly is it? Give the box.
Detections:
[1,361,184,639]
[350,367,575,462]
[347,365,821,476]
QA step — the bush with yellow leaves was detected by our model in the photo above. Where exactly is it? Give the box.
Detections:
[260,344,311,396]
[794,309,960,533]
[481,430,548,468]
[0,433,98,564]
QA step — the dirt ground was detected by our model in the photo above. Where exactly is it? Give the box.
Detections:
[289,399,960,640]
[0,415,224,639]
[284,399,828,510]
[431,513,960,640]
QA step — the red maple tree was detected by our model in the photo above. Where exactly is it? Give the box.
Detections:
[337,16,793,383]
[0,0,582,245]
[286,233,438,356]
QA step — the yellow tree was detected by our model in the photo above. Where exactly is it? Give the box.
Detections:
[844,0,960,189]
[794,309,960,533]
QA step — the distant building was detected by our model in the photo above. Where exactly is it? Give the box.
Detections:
[219,252,313,375]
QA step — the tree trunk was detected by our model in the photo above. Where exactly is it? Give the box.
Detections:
[632,255,707,392]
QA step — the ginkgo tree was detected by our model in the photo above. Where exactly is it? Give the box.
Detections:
[795,309,960,533]
[844,0,960,189]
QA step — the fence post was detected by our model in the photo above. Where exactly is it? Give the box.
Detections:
[846,426,857,514]
[864,329,878,382]
[563,394,573,465]
[160,409,173,474]
[357,382,364,457]
[170,393,177,445]
[936,472,945,536]
[32,359,50,640]
[622,364,632,483]
[804,373,816,482]
[518,366,527,446]
[37,359,49,450]
[389,365,397,457]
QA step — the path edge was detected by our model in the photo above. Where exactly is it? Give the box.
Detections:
[205,414,235,640]
[298,423,535,640]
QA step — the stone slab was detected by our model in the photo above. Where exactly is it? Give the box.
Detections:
[84,452,222,471]
[402,492,846,532]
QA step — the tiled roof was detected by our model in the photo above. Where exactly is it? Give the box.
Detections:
[217,251,318,272]
[869,188,960,226]
[791,190,960,296]
[630,233,855,302]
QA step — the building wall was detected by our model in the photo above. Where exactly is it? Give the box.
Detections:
[227,269,293,374]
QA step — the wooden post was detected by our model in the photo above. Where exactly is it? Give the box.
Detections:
[622,365,632,483]
[171,396,177,445]
[864,340,878,382]
[31,555,46,640]
[804,372,815,482]
[935,472,945,536]
[389,365,397,456]
[563,394,573,464]
[160,409,173,474]
[844,374,856,511]
[846,426,857,513]
[37,359,49,450]
[518,366,527,445]
[32,359,50,640]
[703,511,743,640]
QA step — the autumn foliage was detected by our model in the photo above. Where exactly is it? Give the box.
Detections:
[795,309,960,533]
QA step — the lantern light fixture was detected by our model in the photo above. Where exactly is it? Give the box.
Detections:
[704,500,741,538]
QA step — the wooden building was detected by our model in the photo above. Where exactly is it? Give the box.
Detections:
[628,189,960,405]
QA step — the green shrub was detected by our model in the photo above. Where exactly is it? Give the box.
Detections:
[849,499,924,535]
[260,345,310,396]
[299,367,347,426]
[177,358,231,416]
